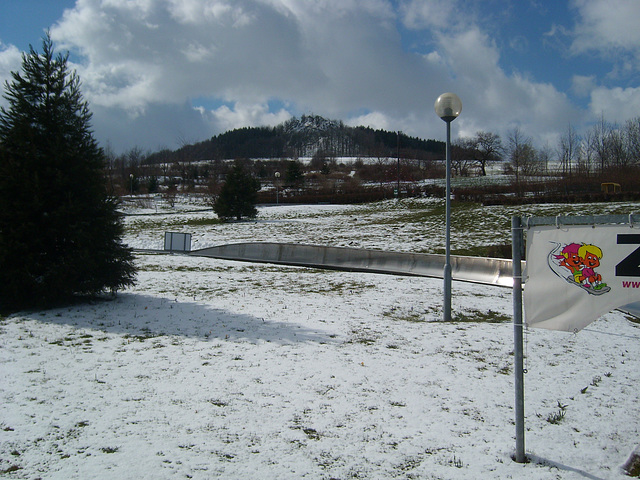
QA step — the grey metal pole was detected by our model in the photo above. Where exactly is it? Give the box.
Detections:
[444,120,452,322]
[511,216,526,463]
[397,131,401,197]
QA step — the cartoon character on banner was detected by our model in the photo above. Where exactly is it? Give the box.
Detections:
[547,242,610,295]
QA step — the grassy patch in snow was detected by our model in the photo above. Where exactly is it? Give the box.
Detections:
[626,314,640,325]
[100,446,120,454]
[126,213,221,235]
[182,216,222,227]
[300,280,376,295]
[540,401,568,425]
[351,199,448,226]
[137,263,226,273]
[383,305,433,323]
[451,309,511,323]
[385,306,510,324]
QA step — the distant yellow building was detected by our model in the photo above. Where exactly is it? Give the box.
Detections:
[601,182,621,194]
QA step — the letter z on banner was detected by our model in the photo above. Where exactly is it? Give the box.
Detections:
[524,224,640,332]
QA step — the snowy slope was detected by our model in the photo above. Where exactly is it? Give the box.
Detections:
[1,198,639,479]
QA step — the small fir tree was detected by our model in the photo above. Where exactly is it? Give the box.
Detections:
[213,162,260,221]
[0,33,136,311]
[147,176,159,194]
[285,160,304,186]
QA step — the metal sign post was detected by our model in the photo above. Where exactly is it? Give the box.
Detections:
[512,216,526,463]
[511,213,639,463]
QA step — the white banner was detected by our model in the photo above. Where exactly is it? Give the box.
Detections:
[524,224,640,332]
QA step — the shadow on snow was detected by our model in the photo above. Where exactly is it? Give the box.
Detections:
[13,292,336,345]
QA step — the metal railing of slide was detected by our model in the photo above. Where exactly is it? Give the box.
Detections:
[189,242,515,287]
[184,241,640,317]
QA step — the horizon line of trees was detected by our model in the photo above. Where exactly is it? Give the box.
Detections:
[143,114,445,166]
[105,113,640,199]
[453,116,640,180]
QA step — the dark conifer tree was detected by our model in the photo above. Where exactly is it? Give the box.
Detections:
[284,160,304,186]
[0,33,136,311]
[213,162,260,221]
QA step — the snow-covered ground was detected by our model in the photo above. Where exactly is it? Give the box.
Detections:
[2,197,639,479]
[122,194,637,254]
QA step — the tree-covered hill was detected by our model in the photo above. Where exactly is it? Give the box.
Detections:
[145,114,444,164]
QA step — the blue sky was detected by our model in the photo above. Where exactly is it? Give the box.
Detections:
[2,0,640,154]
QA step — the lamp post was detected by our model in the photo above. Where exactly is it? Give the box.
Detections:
[129,173,134,196]
[434,93,462,322]
[397,131,401,198]
[275,171,280,204]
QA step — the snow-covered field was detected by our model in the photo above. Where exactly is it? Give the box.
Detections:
[2,196,639,479]
[122,194,636,254]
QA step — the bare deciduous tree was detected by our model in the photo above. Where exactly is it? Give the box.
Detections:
[558,123,580,177]
[471,131,503,176]
[507,127,540,194]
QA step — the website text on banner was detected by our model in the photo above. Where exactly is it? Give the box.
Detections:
[524,224,640,332]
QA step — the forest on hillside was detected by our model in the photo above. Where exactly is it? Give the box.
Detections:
[108,113,640,206]
[145,115,444,164]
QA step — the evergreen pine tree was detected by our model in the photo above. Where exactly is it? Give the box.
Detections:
[213,162,260,221]
[285,160,304,186]
[0,33,136,311]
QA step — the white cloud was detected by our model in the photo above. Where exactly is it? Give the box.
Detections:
[571,0,640,52]
[572,75,597,97]
[46,0,437,150]
[589,86,640,123]
[0,43,21,69]
[433,27,579,146]
[52,0,314,106]
[0,0,595,153]
[207,101,292,132]
[398,0,458,30]
[0,44,22,108]
[182,42,215,63]
[570,0,640,69]
[167,0,254,27]
[439,27,500,82]
[346,111,391,132]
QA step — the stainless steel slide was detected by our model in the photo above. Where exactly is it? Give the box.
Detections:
[190,242,514,287]
[188,242,639,318]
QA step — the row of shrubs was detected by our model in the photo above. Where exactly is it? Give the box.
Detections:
[257,181,638,206]
[257,184,446,204]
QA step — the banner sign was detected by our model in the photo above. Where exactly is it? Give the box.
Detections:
[524,224,640,332]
